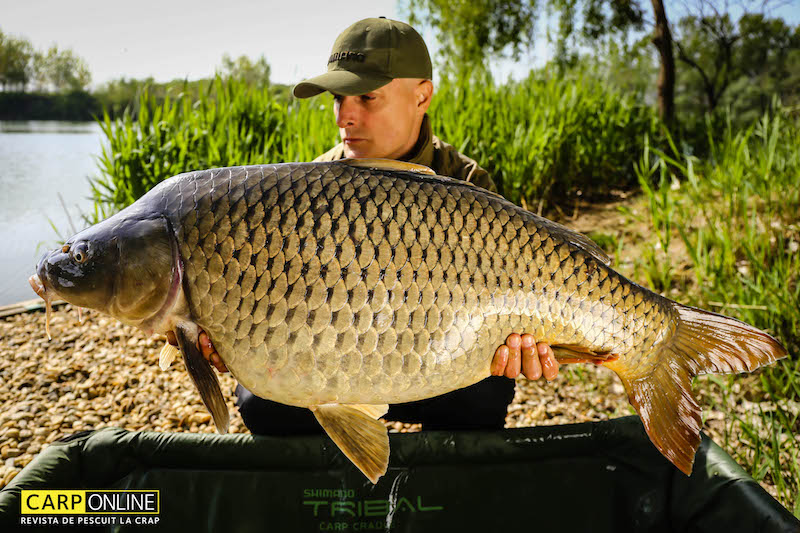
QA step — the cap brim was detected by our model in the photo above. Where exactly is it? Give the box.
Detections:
[293,70,393,99]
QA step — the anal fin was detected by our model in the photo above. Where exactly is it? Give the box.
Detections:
[311,404,390,484]
[174,326,230,434]
[551,344,615,364]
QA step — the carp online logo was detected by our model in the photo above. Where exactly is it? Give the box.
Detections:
[20,490,160,527]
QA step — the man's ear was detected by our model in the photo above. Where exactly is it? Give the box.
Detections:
[416,79,433,112]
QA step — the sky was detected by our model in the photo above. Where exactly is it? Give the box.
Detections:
[0,0,539,89]
[2,0,797,89]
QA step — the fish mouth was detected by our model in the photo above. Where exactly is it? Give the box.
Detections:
[29,272,54,340]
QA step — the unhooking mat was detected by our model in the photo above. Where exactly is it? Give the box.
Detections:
[0,416,797,532]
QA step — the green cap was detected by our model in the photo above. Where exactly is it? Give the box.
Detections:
[293,17,432,99]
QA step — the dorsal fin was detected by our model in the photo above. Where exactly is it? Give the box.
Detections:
[532,215,614,266]
[340,158,436,175]
[565,230,613,266]
[337,158,610,265]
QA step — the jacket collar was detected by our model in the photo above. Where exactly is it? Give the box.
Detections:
[402,114,434,168]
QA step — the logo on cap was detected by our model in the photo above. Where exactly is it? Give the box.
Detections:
[328,51,366,64]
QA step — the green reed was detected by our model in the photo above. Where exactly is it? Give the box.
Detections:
[90,77,338,220]
[91,72,655,217]
[430,68,657,209]
[636,108,800,515]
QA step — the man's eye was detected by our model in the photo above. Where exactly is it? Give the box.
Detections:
[360,95,375,102]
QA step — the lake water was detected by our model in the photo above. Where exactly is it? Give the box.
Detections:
[0,121,102,306]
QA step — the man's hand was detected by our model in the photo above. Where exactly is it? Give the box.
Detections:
[166,329,229,373]
[198,330,229,373]
[490,333,559,381]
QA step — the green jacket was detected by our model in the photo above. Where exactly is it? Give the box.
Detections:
[313,114,496,192]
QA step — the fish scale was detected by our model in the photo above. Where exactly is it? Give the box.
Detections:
[34,159,785,481]
[170,163,664,407]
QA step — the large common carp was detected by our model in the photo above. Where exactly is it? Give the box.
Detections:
[31,159,786,483]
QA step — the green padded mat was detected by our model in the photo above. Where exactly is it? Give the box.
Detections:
[1,416,797,532]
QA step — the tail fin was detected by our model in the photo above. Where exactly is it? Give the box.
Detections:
[606,303,787,475]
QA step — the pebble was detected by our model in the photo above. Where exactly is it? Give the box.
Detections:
[3,470,17,486]
[0,307,251,490]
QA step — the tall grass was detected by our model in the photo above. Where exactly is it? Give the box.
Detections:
[90,72,656,216]
[636,108,800,515]
[90,77,338,219]
[431,69,657,208]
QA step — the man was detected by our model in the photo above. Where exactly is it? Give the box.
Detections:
[197,17,560,434]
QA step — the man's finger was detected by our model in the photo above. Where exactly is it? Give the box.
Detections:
[211,353,229,374]
[521,334,542,380]
[540,343,559,381]
[491,345,509,376]
[198,331,214,360]
[504,334,522,379]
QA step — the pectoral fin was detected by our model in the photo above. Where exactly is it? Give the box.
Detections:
[174,325,230,434]
[310,403,390,484]
[349,403,389,419]
[159,342,180,370]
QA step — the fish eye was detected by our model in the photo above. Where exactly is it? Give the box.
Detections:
[71,242,89,264]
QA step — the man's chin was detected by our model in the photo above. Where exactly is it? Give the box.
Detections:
[343,145,376,159]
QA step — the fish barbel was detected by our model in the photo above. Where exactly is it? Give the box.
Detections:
[31,159,787,482]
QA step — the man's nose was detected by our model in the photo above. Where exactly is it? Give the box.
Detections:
[335,96,358,128]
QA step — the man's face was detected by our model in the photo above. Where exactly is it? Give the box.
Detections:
[333,78,432,160]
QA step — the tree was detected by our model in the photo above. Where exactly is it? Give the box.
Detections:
[674,11,739,113]
[650,0,675,123]
[0,30,35,91]
[0,30,91,93]
[731,13,800,110]
[674,8,800,116]
[405,0,676,120]
[38,45,92,91]
[407,0,539,70]
[405,0,799,125]
[217,54,271,88]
